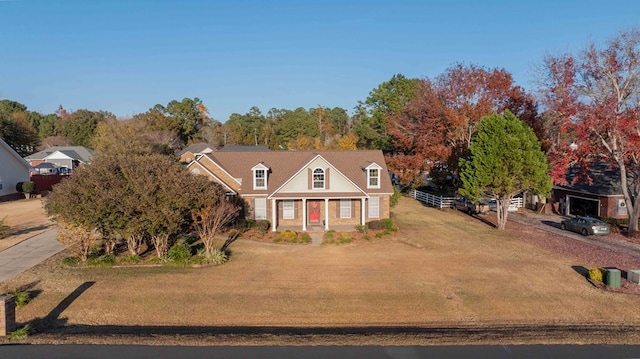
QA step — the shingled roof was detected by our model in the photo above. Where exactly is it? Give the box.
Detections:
[202,150,394,196]
[24,146,93,163]
[554,163,624,197]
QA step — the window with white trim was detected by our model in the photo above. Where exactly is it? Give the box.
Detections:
[368,197,380,218]
[283,200,295,219]
[340,199,351,218]
[254,169,266,189]
[313,168,325,189]
[254,198,267,220]
[368,168,380,188]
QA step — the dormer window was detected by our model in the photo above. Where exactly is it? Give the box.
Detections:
[254,169,265,189]
[366,163,382,189]
[252,163,269,190]
[313,168,325,189]
[369,169,379,187]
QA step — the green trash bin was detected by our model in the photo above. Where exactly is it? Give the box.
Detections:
[606,269,621,288]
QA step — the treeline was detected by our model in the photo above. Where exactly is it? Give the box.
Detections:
[0,66,543,187]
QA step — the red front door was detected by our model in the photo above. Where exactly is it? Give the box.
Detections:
[309,201,320,223]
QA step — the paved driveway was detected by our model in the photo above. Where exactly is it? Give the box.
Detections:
[509,212,640,258]
[0,229,63,284]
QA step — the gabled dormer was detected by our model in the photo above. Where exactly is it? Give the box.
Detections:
[252,163,270,190]
[365,162,382,189]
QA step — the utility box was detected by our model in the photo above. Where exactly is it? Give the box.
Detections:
[0,295,16,336]
[606,269,621,288]
[628,270,640,284]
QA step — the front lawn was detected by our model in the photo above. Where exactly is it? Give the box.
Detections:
[4,197,640,344]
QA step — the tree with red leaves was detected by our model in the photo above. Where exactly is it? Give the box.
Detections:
[540,29,640,233]
[386,64,538,188]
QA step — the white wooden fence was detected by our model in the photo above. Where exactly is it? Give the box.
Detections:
[410,189,456,209]
[410,189,524,210]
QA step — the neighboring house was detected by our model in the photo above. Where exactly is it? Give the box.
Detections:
[24,146,93,174]
[187,150,394,231]
[0,138,30,201]
[178,143,217,163]
[552,164,628,219]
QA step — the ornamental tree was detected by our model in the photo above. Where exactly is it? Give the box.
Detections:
[539,28,640,233]
[459,111,551,230]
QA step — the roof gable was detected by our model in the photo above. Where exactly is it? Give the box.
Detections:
[271,154,366,197]
[24,146,93,162]
[0,138,31,170]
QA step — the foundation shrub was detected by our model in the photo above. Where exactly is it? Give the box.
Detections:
[254,220,271,234]
[168,241,192,262]
[588,268,604,282]
[367,220,386,230]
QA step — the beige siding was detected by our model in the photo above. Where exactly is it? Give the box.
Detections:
[278,156,362,194]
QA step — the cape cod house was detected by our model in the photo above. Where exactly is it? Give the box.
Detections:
[187,150,394,231]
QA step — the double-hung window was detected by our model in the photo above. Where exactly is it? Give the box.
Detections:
[254,169,266,189]
[368,169,379,187]
[368,197,380,218]
[254,198,267,220]
[313,168,325,189]
[340,199,351,218]
[283,200,295,219]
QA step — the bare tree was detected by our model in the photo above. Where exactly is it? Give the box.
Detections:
[192,200,240,258]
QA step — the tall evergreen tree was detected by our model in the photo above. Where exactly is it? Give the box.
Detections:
[459,111,551,230]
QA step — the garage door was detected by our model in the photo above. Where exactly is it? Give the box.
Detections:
[567,195,599,217]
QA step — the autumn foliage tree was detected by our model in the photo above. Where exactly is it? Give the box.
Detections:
[539,28,640,233]
[385,64,538,187]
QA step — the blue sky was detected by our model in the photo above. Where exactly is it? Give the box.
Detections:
[1,0,639,122]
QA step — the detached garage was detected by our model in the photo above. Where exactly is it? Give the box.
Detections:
[552,164,630,220]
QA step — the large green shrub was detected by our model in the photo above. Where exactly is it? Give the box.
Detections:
[21,181,36,194]
[168,241,192,262]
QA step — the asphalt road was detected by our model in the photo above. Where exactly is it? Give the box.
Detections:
[1,345,640,359]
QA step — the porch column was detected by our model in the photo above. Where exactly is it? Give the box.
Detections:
[361,198,366,226]
[302,198,307,231]
[271,199,277,232]
[324,198,329,231]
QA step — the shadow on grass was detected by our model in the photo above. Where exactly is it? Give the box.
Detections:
[472,214,497,228]
[571,265,589,277]
[7,224,55,237]
[26,323,640,340]
[23,281,95,332]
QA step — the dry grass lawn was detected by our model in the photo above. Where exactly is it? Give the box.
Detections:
[0,198,53,252]
[4,196,640,344]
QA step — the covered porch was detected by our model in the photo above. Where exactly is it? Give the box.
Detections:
[269,196,368,232]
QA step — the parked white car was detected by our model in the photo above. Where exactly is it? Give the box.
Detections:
[486,199,518,212]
